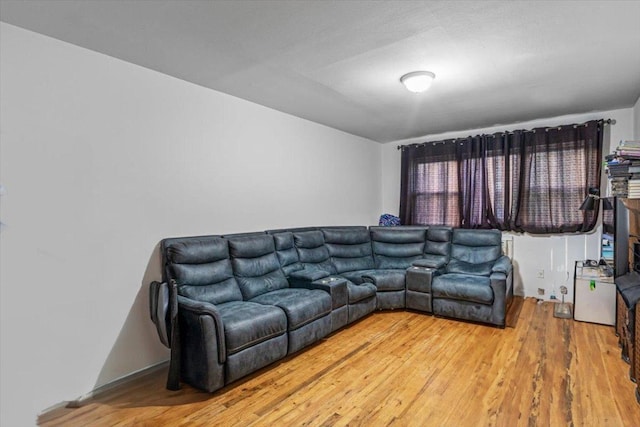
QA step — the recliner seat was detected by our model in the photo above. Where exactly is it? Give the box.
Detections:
[431,229,513,327]
[162,235,288,391]
[227,234,332,355]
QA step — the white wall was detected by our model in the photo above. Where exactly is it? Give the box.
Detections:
[0,23,382,426]
[382,108,635,302]
[634,95,640,140]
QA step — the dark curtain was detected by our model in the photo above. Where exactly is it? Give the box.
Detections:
[458,135,492,229]
[514,122,601,233]
[399,120,603,233]
[400,141,459,226]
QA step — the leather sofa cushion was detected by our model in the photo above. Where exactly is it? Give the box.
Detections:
[413,256,447,269]
[229,234,276,259]
[426,240,450,256]
[250,288,331,330]
[294,230,325,248]
[164,235,226,265]
[427,227,452,243]
[233,258,289,300]
[446,259,494,276]
[178,278,243,305]
[322,228,371,246]
[432,274,494,304]
[424,227,452,268]
[271,232,303,276]
[369,227,427,244]
[293,231,335,272]
[451,244,501,265]
[452,228,501,247]
[331,254,374,274]
[297,246,333,266]
[370,228,426,269]
[290,269,330,281]
[492,255,512,275]
[323,228,374,273]
[361,269,406,291]
[339,270,368,285]
[372,242,424,269]
[450,229,502,265]
[346,281,377,304]
[228,235,289,300]
[322,228,370,245]
[165,236,244,305]
[217,301,287,355]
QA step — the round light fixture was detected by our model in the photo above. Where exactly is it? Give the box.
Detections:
[400,71,436,93]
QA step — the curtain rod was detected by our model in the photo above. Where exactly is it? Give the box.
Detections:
[396,118,615,150]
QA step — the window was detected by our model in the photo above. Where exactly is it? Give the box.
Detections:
[412,159,460,226]
[399,120,603,233]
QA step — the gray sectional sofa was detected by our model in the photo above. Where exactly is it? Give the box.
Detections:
[150,226,513,393]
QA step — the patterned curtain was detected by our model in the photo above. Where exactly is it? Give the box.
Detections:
[399,120,603,233]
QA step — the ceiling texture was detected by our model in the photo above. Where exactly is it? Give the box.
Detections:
[1,0,640,143]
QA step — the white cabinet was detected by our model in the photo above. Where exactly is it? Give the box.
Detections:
[574,263,615,326]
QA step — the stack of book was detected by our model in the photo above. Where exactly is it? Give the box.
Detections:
[606,140,640,199]
[615,140,640,159]
[629,180,640,198]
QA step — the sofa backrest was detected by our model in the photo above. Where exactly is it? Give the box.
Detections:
[322,228,374,273]
[423,227,453,268]
[369,226,428,269]
[447,229,502,276]
[162,236,243,305]
[227,234,289,300]
[292,230,335,273]
[270,231,303,276]
[267,226,319,234]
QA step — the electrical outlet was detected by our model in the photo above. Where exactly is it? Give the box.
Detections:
[537,288,545,295]
[537,269,544,279]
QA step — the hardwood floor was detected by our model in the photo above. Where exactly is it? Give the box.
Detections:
[40,298,640,426]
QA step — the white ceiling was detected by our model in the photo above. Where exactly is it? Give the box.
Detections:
[1,0,640,143]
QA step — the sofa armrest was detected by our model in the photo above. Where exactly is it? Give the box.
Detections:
[492,255,512,275]
[290,275,347,309]
[406,265,443,294]
[149,281,171,348]
[412,258,447,269]
[489,270,513,327]
[177,295,226,364]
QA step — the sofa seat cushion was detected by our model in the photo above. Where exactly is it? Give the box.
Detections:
[250,288,331,330]
[217,301,287,355]
[360,269,406,291]
[339,270,375,285]
[346,281,377,304]
[432,274,494,305]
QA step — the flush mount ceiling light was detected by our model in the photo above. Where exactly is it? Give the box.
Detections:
[400,71,436,93]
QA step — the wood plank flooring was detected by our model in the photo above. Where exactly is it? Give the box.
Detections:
[40,298,640,426]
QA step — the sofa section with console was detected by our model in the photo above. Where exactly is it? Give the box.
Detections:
[150,226,513,393]
[285,228,378,325]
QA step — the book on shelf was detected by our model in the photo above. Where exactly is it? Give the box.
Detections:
[618,140,640,148]
[615,151,640,159]
[628,180,640,198]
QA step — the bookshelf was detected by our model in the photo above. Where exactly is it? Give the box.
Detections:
[621,198,640,273]
[600,197,629,277]
[605,139,640,275]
